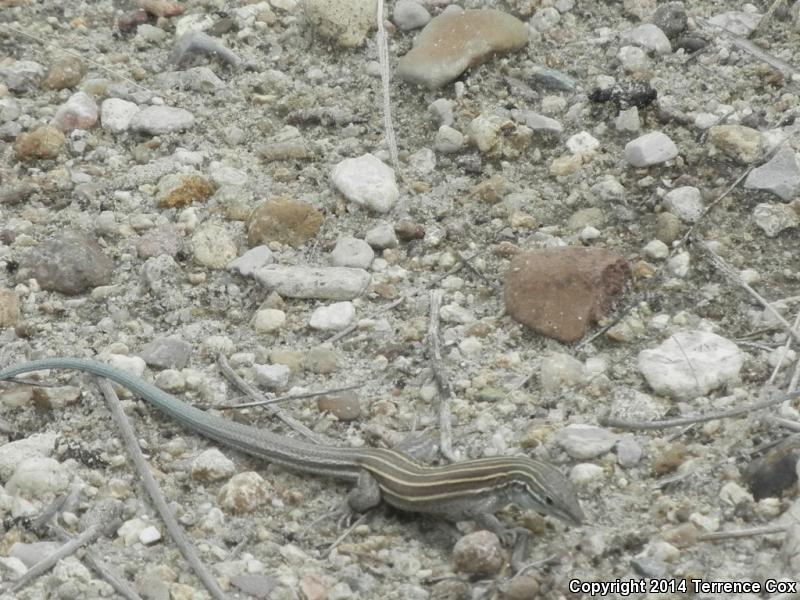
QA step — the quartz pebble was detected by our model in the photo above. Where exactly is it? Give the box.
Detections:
[434,125,465,153]
[330,237,374,269]
[228,246,274,277]
[6,457,69,497]
[624,131,678,167]
[744,146,800,201]
[129,105,195,135]
[138,337,192,369]
[100,98,140,133]
[365,223,399,249]
[540,353,586,392]
[51,92,98,131]
[622,24,672,54]
[309,301,356,330]
[556,424,618,459]
[396,9,528,89]
[253,265,370,300]
[753,203,799,237]
[252,308,286,332]
[0,433,57,481]
[331,154,399,213]
[192,224,237,269]
[253,363,291,389]
[663,186,703,223]
[638,330,744,400]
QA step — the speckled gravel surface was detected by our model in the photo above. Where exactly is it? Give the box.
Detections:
[2,0,800,598]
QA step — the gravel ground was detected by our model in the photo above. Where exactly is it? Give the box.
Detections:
[2,0,800,599]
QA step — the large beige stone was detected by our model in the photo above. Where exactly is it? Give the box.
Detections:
[397,9,528,89]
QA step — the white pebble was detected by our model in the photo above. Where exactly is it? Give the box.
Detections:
[309,301,356,331]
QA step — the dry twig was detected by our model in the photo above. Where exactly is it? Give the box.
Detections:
[217,354,332,445]
[602,388,800,431]
[699,524,787,541]
[428,290,456,462]
[96,379,228,600]
[375,0,398,168]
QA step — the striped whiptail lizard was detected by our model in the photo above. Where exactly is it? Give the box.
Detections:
[0,358,584,540]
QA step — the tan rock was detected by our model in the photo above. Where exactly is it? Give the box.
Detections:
[155,173,215,208]
[13,126,65,161]
[246,197,323,247]
[304,0,377,48]
[708,124,763,164]
[504,247,630,343]
[397,9,528,89]
[0,288,20,327]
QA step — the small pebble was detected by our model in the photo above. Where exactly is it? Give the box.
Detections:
[51,92,98,131]
[129,105,195,135]
[708,124,762,164]
[616,437,643,467]
[393,0,431,30]
[246,198,323,248]
[744,146,800,201]
[540,352,586,392]
[13,126,66,162]
[253,265,370,300]
[252,308,286,333]
[622,24,672,54]
[505,247,630,343]
[452,530,505,576]
[434,125,465,154]
[317,391,361,421]
[100,98,140,133]
[309,301,356,331]
[192,224,237,269]
[753,202,799,237]
[556,424,618,459]
[16,230,113,294]
[638,330,744,400]
[331,154,399,213]
[365,223,399,249]
[218,472,270,514]
[663,186,704,223]
[330,237,374,269]
[192,448,236,482]
[6,457,70,497]
[625,131,678,167]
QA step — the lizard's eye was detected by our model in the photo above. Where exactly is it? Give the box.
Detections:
[545,496,554,505]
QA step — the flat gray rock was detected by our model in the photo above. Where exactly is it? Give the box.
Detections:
[745,146,800,202]
[253,265,370,300]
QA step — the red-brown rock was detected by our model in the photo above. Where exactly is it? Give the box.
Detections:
[504,247,630,343]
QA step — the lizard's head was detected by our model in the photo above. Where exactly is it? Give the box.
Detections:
[507,457,585,526]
